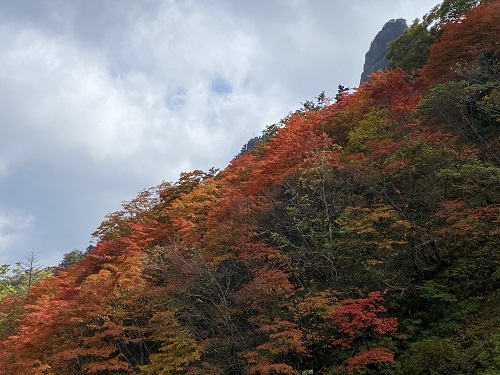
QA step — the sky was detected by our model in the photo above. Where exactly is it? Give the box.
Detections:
[0,0,439,267]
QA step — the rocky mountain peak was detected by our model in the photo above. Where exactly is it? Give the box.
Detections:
[360,18,407,84]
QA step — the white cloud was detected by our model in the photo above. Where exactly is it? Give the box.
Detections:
[0,0,439,265]
[0,6,279,175]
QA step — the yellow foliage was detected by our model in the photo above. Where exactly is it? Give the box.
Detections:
[139,310,201,375]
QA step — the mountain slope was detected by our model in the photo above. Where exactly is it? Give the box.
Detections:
[0,2,499,374]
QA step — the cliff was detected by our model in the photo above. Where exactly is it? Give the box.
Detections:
[360,18,407,84]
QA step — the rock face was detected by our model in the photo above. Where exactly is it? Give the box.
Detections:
[360,18,407,84]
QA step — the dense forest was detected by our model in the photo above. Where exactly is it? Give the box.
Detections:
[1,1,499,374]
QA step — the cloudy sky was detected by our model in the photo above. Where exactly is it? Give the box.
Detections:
[0,0,439,267]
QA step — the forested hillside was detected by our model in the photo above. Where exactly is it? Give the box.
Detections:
[1,1,499,374]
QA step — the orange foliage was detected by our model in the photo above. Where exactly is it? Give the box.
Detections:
[234,268,295,311]
[421,1,500,85]
[245,111,331,195]
[344,347,395,371]
[244,320,305,374]
[0,218,159,374]
[256,320,306,355]
[361,68,424,120]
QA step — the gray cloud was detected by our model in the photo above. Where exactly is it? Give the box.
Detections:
[0,0,438,266]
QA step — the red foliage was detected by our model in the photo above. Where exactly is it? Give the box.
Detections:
[0,218,159,374]
[344,347,395,371]
[361,68,424,121]
[330,292,397,371]
[435,200,500,238]
[331,291,397,348]
[421,2,500,85]
[1,19,494,371]
[245,111,331,196]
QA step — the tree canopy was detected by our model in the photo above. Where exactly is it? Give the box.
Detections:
[1,2,499,374]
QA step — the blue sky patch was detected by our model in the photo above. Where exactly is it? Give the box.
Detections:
[210,76,232,95]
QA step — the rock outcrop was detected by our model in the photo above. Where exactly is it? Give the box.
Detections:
[360,18,407,84]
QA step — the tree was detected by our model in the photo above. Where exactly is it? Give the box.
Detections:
[387,0,487,73]
[139,310,201,375]
[330,291,397,371]
[418,50,500,162]
[421,1,500,85]
[57,249,86,269]
[0,250,52,298]
[335,85,350,103]
[387,19,435,73]
[400,337,464,374]
[2,21,500,373]
[20,250,47,295]
[422,0,482,27]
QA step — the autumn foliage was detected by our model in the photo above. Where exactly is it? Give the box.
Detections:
[1,2,499,374]
[421,1,500,85]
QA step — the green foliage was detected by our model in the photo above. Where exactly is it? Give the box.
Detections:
[261,123,279,142]
[0,251,52,298]
[478,88,500,123]
[454,295,500,374]
[436,160,500,205]
[423,0,482,27]
[57,249,86,268]
[387,20,435,72]
[400,337,464,375]
[387,0,491,73]
[418,66,500,162]
[345,109,392,154]
[0,264,15,299]
[417,280,457,303]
